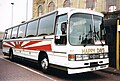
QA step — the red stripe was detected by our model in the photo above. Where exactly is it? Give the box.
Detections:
[3,44,11,48]
[20,41,24,46]
[22,41,41,47]
[7,42,14,47]
[14,42,17,46]
[23,44,52,51]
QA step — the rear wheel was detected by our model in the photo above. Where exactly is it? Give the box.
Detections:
[39,55,49,73]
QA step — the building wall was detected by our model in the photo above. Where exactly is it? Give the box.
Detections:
[32,0,120,18]
[96,0,106,12]
[33,0,40,18]
[117,0,120,10]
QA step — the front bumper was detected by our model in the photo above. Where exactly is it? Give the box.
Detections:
[68,64,109,74]
[67,58,109,74]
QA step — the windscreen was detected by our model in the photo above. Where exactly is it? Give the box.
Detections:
[69,13,105,45]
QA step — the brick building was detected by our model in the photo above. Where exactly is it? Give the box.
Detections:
[32,0,120,18]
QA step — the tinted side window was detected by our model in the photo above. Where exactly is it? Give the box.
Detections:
[38,13,56,36]
[11,27,18,39]
[7,29,12,39]
[18,24,27,38]
[26,19,38,37]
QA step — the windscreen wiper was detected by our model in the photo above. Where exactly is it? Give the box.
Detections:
[83,24,92,47]
[83,35,88,47]
[93,26,104,46]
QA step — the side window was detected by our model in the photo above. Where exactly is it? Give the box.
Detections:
[11,27,18,39]
[26,19,38,37]
[7,29,12,39]
[18,24,27,38]
[38,13,56,36]
[55,14,67,45]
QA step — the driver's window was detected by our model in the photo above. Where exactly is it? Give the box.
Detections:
[55,14,67,45]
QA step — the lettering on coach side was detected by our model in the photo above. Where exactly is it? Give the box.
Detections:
[82,49,95,54]
[82,48,105,54]
[97,48,105,53]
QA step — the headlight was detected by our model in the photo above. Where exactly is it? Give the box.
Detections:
[82,55,89,60]
[100,54,104,58]
[76,55,83,60]
[76,55,89,60]
[104,53,108,58]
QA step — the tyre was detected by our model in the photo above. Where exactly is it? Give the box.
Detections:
[39,55,49,73]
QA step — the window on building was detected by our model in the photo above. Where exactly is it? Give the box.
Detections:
[38,5,43,16]
[86,0,96,10]
[63,0,71,7]
[106,0,117,12]
[48,1,55,12]
[26,19,38,37]
[18,24,27,38]
[11,27,18,39]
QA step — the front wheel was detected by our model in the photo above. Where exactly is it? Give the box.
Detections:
[39,56,49,73]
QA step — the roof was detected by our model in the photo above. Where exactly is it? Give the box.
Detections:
[56,7,104,17]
